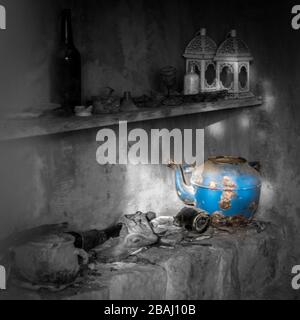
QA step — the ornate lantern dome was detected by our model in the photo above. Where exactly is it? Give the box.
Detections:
[215,30,253,62]
[183,29,218,93]
[184,28,217,60]
[215,30,253,97]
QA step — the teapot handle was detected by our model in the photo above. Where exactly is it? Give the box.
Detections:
[168,161,195,186]
[168,161,195,172]
[75,248,89,265]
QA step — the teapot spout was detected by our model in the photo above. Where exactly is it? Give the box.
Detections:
[174,164,195,206]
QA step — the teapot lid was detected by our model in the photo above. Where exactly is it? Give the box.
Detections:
[191,156,261,190]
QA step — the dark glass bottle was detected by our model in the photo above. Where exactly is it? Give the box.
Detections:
[56,9,81,114]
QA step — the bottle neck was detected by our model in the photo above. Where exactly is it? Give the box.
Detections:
[61,10,74,46]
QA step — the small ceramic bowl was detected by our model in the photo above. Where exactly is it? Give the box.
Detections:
[74,106,93,117]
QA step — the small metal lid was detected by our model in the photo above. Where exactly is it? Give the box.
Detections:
[209,156,247,165]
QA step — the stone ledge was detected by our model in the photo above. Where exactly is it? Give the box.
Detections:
[0,224,295,300]
[0,97,262,141]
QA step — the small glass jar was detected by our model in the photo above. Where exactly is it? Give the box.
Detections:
[184,65,200,95]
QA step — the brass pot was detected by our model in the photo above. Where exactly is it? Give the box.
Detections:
[12,234,88,286]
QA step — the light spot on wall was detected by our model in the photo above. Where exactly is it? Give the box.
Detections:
[260,179,275,210]
[257,129,267,143]
[239,114,250,130]
[262,80,275,113]
[207,121,226,139]
[124,164,181,216]
[264,94,276,113]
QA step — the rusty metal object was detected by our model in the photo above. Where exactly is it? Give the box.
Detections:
[174,207,210,234]
[172,156,262,219]
[211,212,251,229]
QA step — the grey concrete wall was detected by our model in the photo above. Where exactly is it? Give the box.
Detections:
[0,1,299,294]
[0,0,74,115]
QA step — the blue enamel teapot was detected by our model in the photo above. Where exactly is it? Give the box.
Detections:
[171,156,262,219]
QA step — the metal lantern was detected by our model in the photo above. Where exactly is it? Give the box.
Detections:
[183,28,218,93]
[215,30,253,98]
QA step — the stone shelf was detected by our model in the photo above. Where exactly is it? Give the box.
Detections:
[0,224,293,300]
[0,96,262,141]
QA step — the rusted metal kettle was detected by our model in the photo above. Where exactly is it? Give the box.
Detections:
[170,156,262,219]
